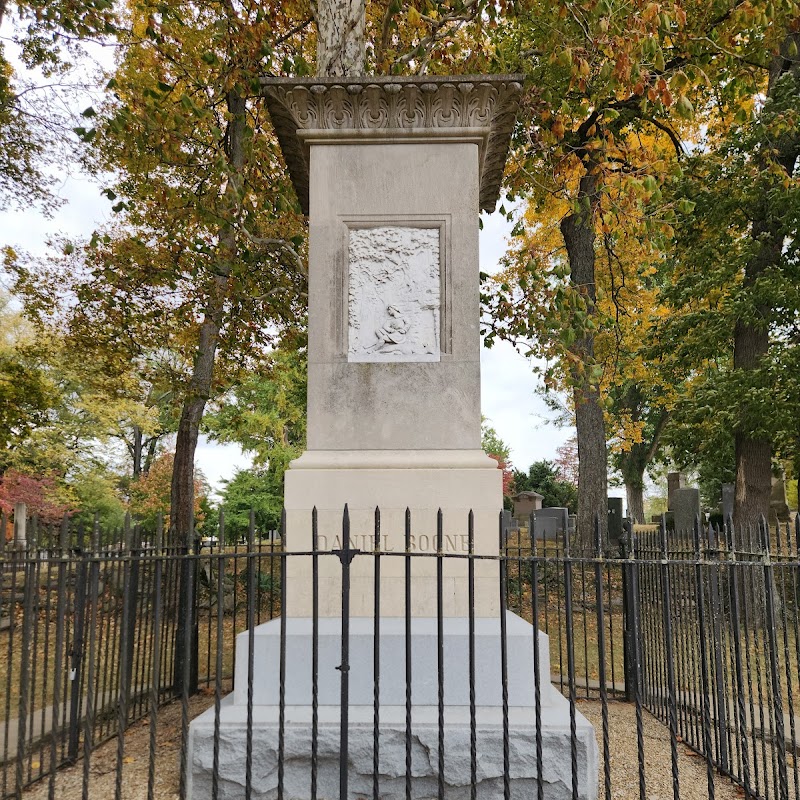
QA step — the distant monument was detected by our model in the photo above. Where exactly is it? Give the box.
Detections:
[512,490,543,525]
[188,75,596,799]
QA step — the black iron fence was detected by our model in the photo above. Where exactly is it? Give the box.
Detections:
[0,506,797,799]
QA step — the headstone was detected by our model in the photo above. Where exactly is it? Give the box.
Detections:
[667,472,685,510]
[13,503,26,549]
[532,507,570,541]
[722,483,734,523]
[770,475,791,524]
[672,487,700,534]
[188,74,596,799]
[607,497,623,544]
[512,490,543,524]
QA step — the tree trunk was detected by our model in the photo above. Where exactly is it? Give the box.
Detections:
[313,0,365,76]
[733,317,772,541]
[170,89,245,547]
[733,37,800,537]
[171,89,245,694]
[131,425,143,478]
[143,435,159,475]
[560,169,608,549]
[625,481,645,525]
[618,409,668,524]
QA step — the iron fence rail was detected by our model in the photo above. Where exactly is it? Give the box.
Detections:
[0,507,797,799]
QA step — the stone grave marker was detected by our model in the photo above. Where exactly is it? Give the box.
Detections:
[722,483,734,523]
[672,487,701,535]
[607,497,623,544]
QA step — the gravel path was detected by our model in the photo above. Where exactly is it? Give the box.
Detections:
[22,698,742,799]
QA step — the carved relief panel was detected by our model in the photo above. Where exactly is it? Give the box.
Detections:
[347,226,441,363]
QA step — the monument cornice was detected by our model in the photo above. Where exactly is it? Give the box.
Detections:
[260,74,524,214]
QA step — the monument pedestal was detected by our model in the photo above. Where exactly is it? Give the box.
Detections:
[187,616,598,799]
[284,449,503,618]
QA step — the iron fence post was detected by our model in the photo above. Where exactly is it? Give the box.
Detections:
[620,521,639,703]
[335,505,360,800]
[14,520,36,800]
[68,522,89,763]
[760,515,789,800]
[693,515,716,798]
[707,522,730,773]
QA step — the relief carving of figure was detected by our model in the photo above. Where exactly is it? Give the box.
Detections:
[366,304,410,353]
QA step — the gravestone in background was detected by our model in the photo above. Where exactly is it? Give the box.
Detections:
[672,487,701,535]
[770,475,791,525]
[667,471,685,510]
[607,497,623,545]
[187,75,597,800]
[722,483,735,523]
[532,507,571,542]
[512,490,543,525]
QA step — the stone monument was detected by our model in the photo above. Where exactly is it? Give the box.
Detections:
[671,487,701,534]
[607,497,623,545]
[722,483,735,523]
[666,471,685,511]
[188,75,596,799]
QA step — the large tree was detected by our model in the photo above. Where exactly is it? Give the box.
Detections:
[657,30,800,530]
[485,0,799,542]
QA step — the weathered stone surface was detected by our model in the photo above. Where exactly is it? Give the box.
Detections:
[666,473,684,510]
[722,483,734,523]
[531,508,571,542]
[231,615,560,708]
[607,498,623,544]
[189,703,598,800]
[672,487,700,535]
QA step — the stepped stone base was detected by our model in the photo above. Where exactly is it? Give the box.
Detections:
[187,615,598,799]
[188,702,597,799]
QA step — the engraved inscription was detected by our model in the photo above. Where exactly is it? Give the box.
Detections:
[348,227,440,362]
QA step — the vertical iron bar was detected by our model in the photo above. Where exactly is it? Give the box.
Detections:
[14,520,36,800]
[278,508,287,800]
[404,508,412,800]
[776,522,798,800]
[373,507,381,800]
[530,513,544,800]
[312,508,319,800]
[114,515,134,800]
[3,520,18,794]
[468,511,477,800]
[76,521,93,746]
[48,518,70,800]
[660,515,681,800]
[178,513,196,800]
[147,516,164,800]
[245,510,255,800]
[80,521,101,800]
[339,505,353,800]
[437,509,445,800]
[708,522,730,772]
[726,518,752,798]
[693,516,716,799]
[630,531,646,800]
[562,513,578,800]
[593,515,611,800]
[499,512,510,800]
[211,511,225,800]
[760,515,788,800]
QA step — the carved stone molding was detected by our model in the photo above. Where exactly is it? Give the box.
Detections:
[261,75,524,214]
